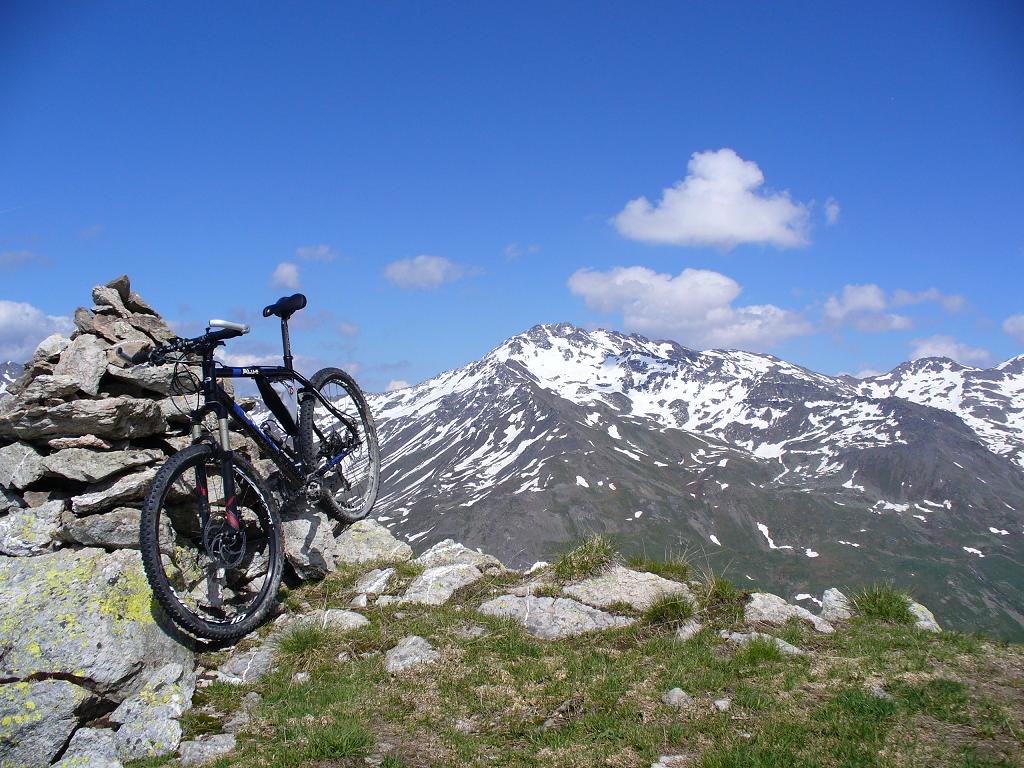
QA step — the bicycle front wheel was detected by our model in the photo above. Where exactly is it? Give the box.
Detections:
[298,367,380,522]
[140,443,283,641]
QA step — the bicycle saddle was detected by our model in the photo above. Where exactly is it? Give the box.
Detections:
[263,293,307,319]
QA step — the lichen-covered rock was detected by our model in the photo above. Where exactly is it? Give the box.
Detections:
[400,563,482,606]
[353,567,395,595]
[43,447,162,483]
[0,500,63,556]
[478,595,635,640]
[111,662,194,761]
[563,565,692,611]
[0,396,164,441]
[282,508,338,579]
[334,519,412,564]
[0,441,44,490]
[820,588,853,623]
[179,733,236,765]
[70,467,157,516]
[384,635,439,673]
[53,727,121,768]
[414,539,503,572]
[0,547,193,699]
[909,601,941,632]
[0,679,91,767]
[53,333,110,396]
[745,592,834,634]
[57,506,161,551]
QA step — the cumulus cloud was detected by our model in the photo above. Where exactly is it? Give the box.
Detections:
[824,198,840,225]
[384,255,476,289]
[385,379,411,392]
[0,300,73,361]
[296,244,337,262]
[892,288,965,312]
[612,148,811,249]
[824,284,911,332]
[910,335,992,366]
[568,266,811,350]
[1003,314,1024,343]
[271,262,300,290]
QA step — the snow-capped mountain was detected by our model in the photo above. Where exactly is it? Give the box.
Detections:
[0,362,22,396]
[365,323,1024,638]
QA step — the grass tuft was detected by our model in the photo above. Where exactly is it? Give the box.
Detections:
[626,553,692,582]
[277,622,333,669]
[851,582,915,624]
[732,634,785,667]
[697,574,747,624]
[552,535,617,581]
[643,593,695,625]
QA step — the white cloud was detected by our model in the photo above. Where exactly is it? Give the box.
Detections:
[824,198,840,225]
[384,255,475,289]
[1003,314,1024,342]
[0,300,73,361]
[892,288,965,312]
[824,284,911,332]
[612,148,811,249]
[504,243,541,260]
[296,244,337,262]
[0,250,48,270]
[910,335,992,366]
[385,379,411,392]
[855,368,883,379]
[337,321,360,338]
[568,266,811,349]
[271,262,300,290]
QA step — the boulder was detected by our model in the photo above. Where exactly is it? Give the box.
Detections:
[71,467,157,516]
[18,374,81,402]
[54,727,122,768]
[0,500,63,556]
[0,488,22,515]
[92,285,131,318]
[400,563,482,606]
[909,601,941,632]
[0,396,165,440]
[57,506,161,551]
[478,595,635,640]
[106,275,131,302]
[0,547,193,699]
[179,733,236,765]
[0,441,44,490]
[744,592,834,634]
[384,635,439,673]
[0,678,92,767]
[820,588,853,623]
[334,519,412,564]
[563,565,692,611]
[353,567,395,595]
[126,291,158,316]
[43,447,162,483]
[90,314,152,346]
[414,539,503,571]
[111,662,195,761]
[30,333,71,364]
[104,363,177,395]
[128,313,175,343]
[53,333,111,396]
[282,508,339,579]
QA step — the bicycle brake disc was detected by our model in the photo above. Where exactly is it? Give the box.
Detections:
[202,516,247,568]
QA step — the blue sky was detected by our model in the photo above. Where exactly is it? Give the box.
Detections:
[2,1,1022,390]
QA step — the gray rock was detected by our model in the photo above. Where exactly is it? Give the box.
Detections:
[414,539,503,571]
[282,509,338,578]
[19,374,81,402]
[384,635,439,673]
[114,717,181,761]
[110,662,195,723]
[179,733,236,765]
[719,629,805,656]
[0,678,91,767]
[71,467,157,516]
[0,499,64,556]
[43,447,162,483]
[662,687,693,708]
[0,548,193,698]
[322,608,370,631]
[745,592,834,634]
[92,285,131,317]
[107,339,153,369]
[477,595,635,640]
[334,519,412,564]
[216,642,277,685]
[106,275,131,302]
[354,567,395,595]
[675,618,703,642]
[0,487,22,514]
[47,435,114,451]
[57,506,158,550]
[0,396,165,441]
[713,698,731,712]
[0,441,44,490]
[400,563,482,606]
[291,671,310,684]
[31,333,71,364]
[104,363,177,396]
[55,727,122,768]
[126,291,159,316]
[909,601,941,632]
[350,593,369,608]
[128,313,175,342]
[90,314,152,347]
[564,565,692,611]
[820,588,853,623]
[53,333,111,396]
[652,755,693,768]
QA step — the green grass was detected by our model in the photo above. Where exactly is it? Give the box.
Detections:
[643,593,695,625]
[851,582,915,624]
[698,574,747,624]
[627,552,692,582]
[552,535,617,581]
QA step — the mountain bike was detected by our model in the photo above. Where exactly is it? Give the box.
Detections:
[132,293,380,641]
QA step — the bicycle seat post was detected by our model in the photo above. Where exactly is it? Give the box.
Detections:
[280,317,294,371]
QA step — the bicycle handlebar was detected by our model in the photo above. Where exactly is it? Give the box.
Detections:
[125,326,246,366]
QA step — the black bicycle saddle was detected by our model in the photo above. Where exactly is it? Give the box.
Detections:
[263,293,307,319]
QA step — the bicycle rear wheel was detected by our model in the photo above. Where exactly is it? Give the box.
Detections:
[298,367,380,522]
[140,443,283,641]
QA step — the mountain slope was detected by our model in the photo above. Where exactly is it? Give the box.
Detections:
[364,324,1024,638]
